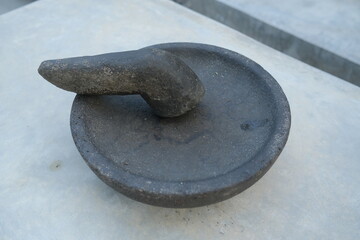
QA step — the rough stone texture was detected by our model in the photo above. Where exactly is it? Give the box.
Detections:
[70,43,291,208]
[38,47,205,117]
[174,0,360,86]
[0,0,359,239]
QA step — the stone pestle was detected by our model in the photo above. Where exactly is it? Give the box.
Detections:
[38,47,205,117]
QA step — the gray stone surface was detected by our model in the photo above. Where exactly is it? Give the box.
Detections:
[174,0,360,86]
[0,0,359,239]
[38,47,205,117]
[69,43,291,208]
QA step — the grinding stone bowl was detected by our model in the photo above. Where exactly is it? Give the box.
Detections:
[70,43,291,208]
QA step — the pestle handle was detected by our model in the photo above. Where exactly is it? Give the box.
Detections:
[38,47,205,117]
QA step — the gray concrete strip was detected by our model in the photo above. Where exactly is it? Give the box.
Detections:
[174,0,360,86]
[1,0,360,239]
[0,0,35,15]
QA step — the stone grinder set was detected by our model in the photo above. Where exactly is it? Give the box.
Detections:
[38,43,291,208]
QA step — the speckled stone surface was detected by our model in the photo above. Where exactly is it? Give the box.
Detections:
[0,0,359,239]
[38,47,205,117]
[69,43,290,208]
